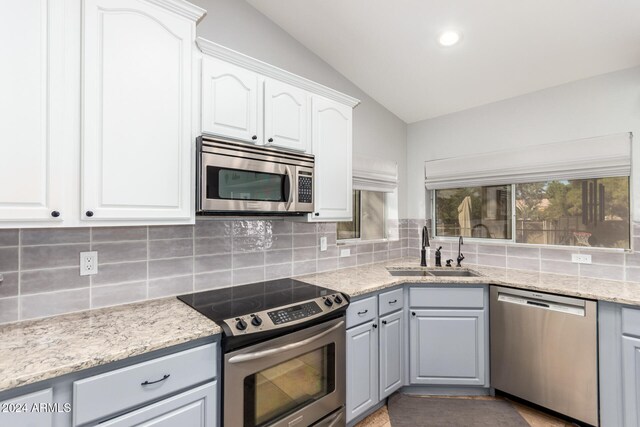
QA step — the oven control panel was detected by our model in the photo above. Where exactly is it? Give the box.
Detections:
[225,293,347,336]
[268,301,322,325]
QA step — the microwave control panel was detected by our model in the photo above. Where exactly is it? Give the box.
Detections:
[298,175,313,204]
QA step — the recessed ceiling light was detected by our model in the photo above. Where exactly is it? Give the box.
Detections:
[438,30,461,47]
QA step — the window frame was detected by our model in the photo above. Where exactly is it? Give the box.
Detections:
[430,181,633,252]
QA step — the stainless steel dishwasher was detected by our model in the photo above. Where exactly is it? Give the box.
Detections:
[490,286,598,426]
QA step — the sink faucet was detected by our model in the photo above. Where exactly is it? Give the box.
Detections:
[420,226,430,267]
[456,236,464,267]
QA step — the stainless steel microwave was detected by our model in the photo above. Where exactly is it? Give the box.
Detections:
[197,137,314,215]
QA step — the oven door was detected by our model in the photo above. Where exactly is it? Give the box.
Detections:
[199,152,295,213]
[224,318,346,427]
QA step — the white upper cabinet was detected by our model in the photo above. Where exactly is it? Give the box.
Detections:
[201,57,260,143]
[0,0,66,224]
[81,0,201,221]
[264,78,309,152]
[311,96,353,221]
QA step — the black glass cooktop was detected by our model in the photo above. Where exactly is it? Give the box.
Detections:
[177,278,336,323]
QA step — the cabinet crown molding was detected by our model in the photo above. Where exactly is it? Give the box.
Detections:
[146,0,206,22]
[196,37,361,109]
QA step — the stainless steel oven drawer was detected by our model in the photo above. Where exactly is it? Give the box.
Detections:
[73,344,216,425]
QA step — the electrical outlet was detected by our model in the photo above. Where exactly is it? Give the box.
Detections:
[320,236,327,251]
[340,248,351,257]
[571,254,592,264]
[80,251,98,276]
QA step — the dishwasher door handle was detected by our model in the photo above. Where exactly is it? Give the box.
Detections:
[526,300,550,308]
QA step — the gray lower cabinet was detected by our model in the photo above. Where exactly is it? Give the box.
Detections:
[601,303,640,427]
[409,286,488,387]
[99,381,216,427]
[410,309,486,385]
[0,388,53,427]
[379,310,403,399]
[622,335,640,426]
[73,343,217,426]
[346,320,379,423]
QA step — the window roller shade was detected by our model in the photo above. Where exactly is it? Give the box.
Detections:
[353,156,398,192]
[424,133,632,190]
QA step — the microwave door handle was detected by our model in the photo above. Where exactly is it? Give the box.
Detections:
[228,321,344,364]
[284,165,294,210]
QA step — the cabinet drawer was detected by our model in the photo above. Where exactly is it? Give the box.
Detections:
[410,287,484,309]
[73,343,216,426]
[379,288,404,316]
[99,381,217,427]
[347,296,377,328]
[622,307,640,337]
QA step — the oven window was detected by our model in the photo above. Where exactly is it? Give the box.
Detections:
[208,166,286,202]
[244,344,335,427]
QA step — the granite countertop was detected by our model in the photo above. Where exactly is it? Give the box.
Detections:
[4,257,640,394]
[298,258,640,306]
[0,298,220,393]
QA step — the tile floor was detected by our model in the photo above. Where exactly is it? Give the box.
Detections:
[355,395,577,427]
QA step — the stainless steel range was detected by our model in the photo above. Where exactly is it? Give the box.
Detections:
[178,278,349,427]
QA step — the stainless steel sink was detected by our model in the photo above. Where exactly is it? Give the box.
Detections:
[388,270,433,277]
[387,269,481,277]
[428,269,481,277]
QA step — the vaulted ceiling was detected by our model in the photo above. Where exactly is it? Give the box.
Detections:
[247,0,640,123]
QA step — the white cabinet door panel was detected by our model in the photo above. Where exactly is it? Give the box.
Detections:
[0,388,53,427]
[379,310,403,399]
[82,0,193,221]
[410,309,486,386]
[0,0,65,223]
[346,320,378,423]
[311,96,352,221]
[264,78,309,152]
[201,57,259,142]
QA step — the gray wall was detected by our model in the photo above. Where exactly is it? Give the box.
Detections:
[406,66,640,219]
[190,0,408,217]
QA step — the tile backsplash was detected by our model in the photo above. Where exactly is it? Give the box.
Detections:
[4,218,635,325]
[406,218,640,283]
[0,220,409,325]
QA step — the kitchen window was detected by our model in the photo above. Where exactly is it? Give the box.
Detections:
[515,177,630,249]
[435,185,512,240]
[339,156,399,242]
[432,176,630,249]
[338,190,387,241]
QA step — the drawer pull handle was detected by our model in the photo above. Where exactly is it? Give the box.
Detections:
[389,299,397,304]
[357,310,368,316]
[141,374,170,386]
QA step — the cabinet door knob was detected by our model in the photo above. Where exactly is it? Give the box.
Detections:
[411,312,416,317]
[85,211,94,218]
[314,213,320,217]
[372,324,378,329]
[51,211,60,218]
[382,320,387,325]
[268,138,274,143]
[252,135,257,140]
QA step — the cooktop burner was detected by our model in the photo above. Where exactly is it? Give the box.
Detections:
[177,278,349,351]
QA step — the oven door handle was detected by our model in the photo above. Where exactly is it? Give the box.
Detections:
[228,321,344,364]
[284,165,294,211]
